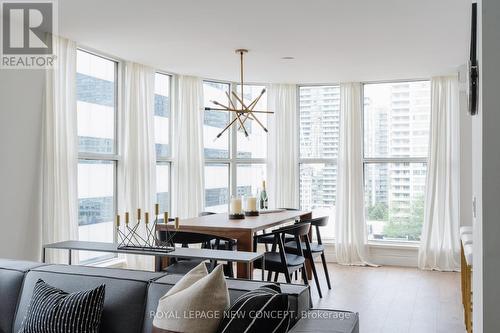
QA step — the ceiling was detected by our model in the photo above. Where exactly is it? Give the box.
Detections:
[59,0,470,84]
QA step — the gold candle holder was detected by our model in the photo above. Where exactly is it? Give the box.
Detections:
[155,203,159,216]
[145,212,149,224]
[116,214,120,227]
[174,217,180,229]
[125,212,130,224]
[137,208,141,221]
[164,212,169,224]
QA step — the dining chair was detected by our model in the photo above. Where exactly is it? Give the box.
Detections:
[254,208,300,251]
[199,211,238,251]
[157,230,235,277]
[284,216,331,298]
[253,222,312,287]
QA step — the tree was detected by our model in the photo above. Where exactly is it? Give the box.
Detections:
[383,195,425,241]
[367,202,388,221]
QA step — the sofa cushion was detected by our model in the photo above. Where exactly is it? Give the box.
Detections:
[217,284,290,333]
[0,259,46,333]
[13,265,164,333]
[19,279,105,333]
[143,276,310,333]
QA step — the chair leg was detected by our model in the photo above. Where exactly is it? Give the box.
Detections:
[284,271,292,283]
[301,264,309,286]
[309,256,323,298]
[294,270,298,281]
[321,252,332,289]
[274,272,279,282]
[267,270,273,282]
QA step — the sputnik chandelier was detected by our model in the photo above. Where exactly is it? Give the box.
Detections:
[204,49,273,140]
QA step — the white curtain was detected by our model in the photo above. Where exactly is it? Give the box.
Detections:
[418,76,460,271]
[267,84,299,209]
[335,82,373,266]
[118,62,157,270]
[42,37,79,264]
[172,76,204,218]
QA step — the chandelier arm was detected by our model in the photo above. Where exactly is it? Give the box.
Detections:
[214,115,239,140]
[231,91,249,110]
[237,90,266,129]
[225,91,237,110]
[247,111,268,133]
[235,112,249,137]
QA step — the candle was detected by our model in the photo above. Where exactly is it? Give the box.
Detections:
[175,217,180,229]
[245,196,257,212]
[137,208,141,220]
[155,203,159,216]
[145,212,149,224]
[164,212,169,224]
[125,212,130,224]
[116,215,120,227]
[230,197,242,214]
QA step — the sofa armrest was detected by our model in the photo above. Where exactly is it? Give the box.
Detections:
[288,309,359,333]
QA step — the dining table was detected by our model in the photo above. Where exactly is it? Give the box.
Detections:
[155,210,312,279]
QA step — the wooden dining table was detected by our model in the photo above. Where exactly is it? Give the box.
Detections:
[156,210,312,279]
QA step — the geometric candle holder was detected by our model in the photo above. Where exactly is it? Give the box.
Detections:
[116,204,176,253]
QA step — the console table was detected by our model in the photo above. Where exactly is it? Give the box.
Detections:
[42,240,265,280]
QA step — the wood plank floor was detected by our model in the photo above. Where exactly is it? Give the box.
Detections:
[261,264,465,333]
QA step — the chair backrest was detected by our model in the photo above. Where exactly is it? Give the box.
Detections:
[275,222,311,237]
[165,231,215,246]
[306,216,329,245]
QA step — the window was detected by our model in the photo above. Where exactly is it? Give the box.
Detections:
[203,81,268,212]
[363,81,430,242]
[154,73,172,213]
[76,49,118,263]
[299,86,340,239]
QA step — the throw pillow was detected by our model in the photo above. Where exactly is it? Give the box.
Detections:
[153,263,230,333]
[19,279,105,333]
[217,284,290,333]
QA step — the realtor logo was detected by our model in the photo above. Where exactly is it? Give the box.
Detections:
[1,0,57,68]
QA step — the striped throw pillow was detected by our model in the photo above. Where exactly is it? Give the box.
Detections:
[19,279,105,333]
[217,285,290,333]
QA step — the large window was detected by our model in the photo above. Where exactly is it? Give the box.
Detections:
[155,73,172,213]
[363,81,430,242]
[203,81,267,212]
[299,86,340,239]
[76,49,118,263]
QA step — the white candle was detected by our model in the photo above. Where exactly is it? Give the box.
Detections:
[246,196,257,212]
[230,197,242,214]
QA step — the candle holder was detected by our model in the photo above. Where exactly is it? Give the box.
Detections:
[229,196,245,220]
[229,213,246,220]
[243,196,259,216]
[116,205,175,253]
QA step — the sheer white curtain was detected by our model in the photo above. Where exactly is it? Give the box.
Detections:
[118,62,157,270]
[418,76,460,271]
[172,76,204,218]
[335,82,373,266]
[267,84,299,209]
[42,37,79,264]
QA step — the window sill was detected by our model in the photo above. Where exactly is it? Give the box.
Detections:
[321,239,419,250]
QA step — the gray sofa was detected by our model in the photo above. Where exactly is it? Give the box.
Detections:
[0,258,358,333]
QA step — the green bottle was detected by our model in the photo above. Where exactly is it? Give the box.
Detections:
[259,181,268,210]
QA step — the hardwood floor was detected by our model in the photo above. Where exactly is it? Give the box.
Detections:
[260,264,465,333]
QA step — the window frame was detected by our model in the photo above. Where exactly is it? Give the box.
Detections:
[154,71,174,213]
[361,79,431,244]
[203,80,268,212]
[296,84,341,241]
[76,47,121,263]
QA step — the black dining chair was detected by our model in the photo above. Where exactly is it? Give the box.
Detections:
[253,222,312,286]
[157,230,235,277]
[254,208,300,251]
[285,216,331,298]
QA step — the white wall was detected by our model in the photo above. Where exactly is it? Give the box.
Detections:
[0,69,45,261]
[474,0,500,332]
